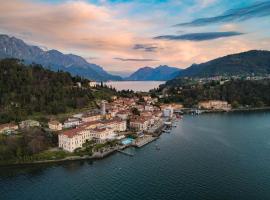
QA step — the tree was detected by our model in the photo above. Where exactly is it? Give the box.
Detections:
[131,107,140,116]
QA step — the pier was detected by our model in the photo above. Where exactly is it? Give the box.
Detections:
[133,135,157,148]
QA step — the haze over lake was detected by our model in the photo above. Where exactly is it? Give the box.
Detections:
[104,81,165,92]
[1,112,270,200]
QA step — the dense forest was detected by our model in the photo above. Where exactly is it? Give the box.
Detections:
[176,50,270,78]
[156,79,270,108]
[0,59,117,123]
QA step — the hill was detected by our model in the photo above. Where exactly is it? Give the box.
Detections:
[177,50,270,78]
[0,34,122,81]
[126,65,181,81]
[0,59,117,123]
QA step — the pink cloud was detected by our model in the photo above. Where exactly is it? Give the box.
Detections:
[0,0,269,73]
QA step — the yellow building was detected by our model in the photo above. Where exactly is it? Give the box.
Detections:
[48,120,63,131]
[198,100,231,111]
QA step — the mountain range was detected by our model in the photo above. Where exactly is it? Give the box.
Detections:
[126,65,181,81]
[0,34,122,81]
[176,50,270,78]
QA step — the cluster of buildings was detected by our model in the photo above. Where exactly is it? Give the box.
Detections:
[0,120,41,135]
[57,96,171,152]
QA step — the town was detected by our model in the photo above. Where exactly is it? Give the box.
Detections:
[0,75,235,164]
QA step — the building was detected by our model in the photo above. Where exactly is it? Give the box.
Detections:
[59,127,89,152]
[163,107,174,118]
[111,96,117,100]
[102,118,127,132]
[76,82,82,88]
[48,120,62,131]
[81,113,102,122]
[130,117,149,131]
[198,100,231,111]
[0,123,18,134]
[89,127,116,143]
[144,105,154,111]
[59,118,126,152]
[101,100,106,115]
[89,81,97,87]
[19,120,40,129]
[59,126,116,152]
[116,110,129,120]
[63,117,81,129]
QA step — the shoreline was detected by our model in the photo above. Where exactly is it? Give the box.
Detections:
[0,136,159,167]
[1,107,269,167]
[0,145,126,167]
[198,106,270,114]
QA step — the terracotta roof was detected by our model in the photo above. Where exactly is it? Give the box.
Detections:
[92,127,107,132]
[0,123,18,130]
[60,126,86,138]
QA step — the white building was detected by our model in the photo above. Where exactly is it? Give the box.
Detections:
[101,100,106,115]
[130,117,149,131]
[116,110,129,120]
[102,118,127,132]
[89,127,116,143]
[19,120,40,129]
[89,81,97,87]
[59,127,89,152]
[163,107,174,118]
[59,119,126,152]
[63,117,81,129]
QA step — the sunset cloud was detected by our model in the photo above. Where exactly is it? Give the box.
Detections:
[154,32,244,41]
[0,0,269,74]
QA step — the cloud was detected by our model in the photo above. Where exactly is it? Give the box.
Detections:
[175,1,270,26]
[133,44,158,52]
[114,57,158,62]
[153,31,244,41]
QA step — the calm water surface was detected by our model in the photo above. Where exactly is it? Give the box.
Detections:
[1,112,270,200]
[104,81,165,92]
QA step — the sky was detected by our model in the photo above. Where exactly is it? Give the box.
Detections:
[0,0,270,76]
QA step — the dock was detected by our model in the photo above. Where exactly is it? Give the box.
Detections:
[133,135,157,148]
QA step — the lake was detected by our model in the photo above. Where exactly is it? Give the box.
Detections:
[104,81,165,92]
[1,111,270,200]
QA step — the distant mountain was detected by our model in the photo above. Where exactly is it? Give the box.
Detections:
[0,34,122,81]
[126,65,181,81]
[176,50,270,78]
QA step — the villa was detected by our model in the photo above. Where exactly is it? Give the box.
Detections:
[89,127,116,143]
[48,120,62,131]
[130,117,149,131]
[59,118,126,152]
[81,113,102,122]
[198,100,231,111]
[19,120,40,129]
[0,123,18,134]
[63,117,82,129]
[102,118,127,132]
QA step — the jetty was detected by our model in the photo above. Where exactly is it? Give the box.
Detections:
[133,135,157,148]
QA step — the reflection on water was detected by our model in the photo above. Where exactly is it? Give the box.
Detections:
[104,81,165,92]
[0,160,94,178]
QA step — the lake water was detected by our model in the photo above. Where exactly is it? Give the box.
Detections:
[1,111,270,200]
[104,81,165,92]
